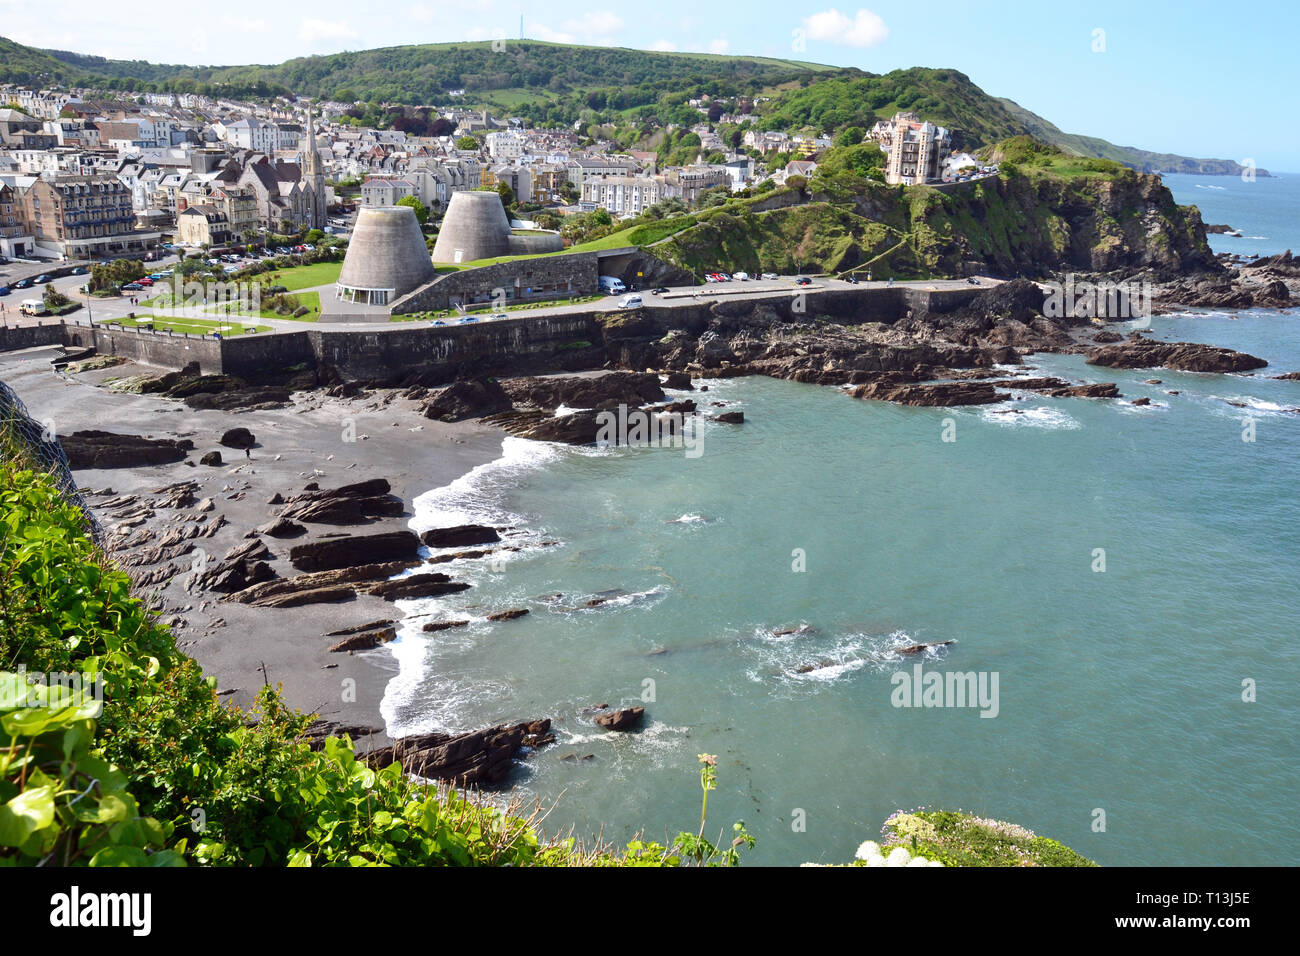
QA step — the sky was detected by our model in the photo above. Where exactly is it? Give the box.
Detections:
[5,0,1298,169]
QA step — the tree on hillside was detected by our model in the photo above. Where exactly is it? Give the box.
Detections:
[836,126,866,147]
[395,195,428,225]
[495,182,515,209]
[455,136,478,151]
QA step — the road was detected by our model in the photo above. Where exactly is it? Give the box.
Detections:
[1,260,995,335]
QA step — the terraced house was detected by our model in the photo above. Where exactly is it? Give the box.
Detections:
[21,175,161,259]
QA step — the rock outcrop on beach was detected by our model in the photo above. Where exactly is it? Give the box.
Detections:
[593,706,645,731]
[361,720,555,786]
[1085,340,1268,373]
[421,378,513,422]
[278,478,404,525]
[288,531,422,573]
[500,371,666,410]
[62,430,192,469]
[421,524,501,548]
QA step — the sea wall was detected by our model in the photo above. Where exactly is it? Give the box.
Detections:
[63,324,223,373]
[0,323,66,352]
[391,253,602,313]
[1,285,984,383]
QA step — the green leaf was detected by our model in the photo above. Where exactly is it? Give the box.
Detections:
[0,786,56,846]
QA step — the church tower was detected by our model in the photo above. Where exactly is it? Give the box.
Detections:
[302,106,326,229]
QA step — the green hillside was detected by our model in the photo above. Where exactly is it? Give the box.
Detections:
[0,36,1254,175]
[994,96,1267,176]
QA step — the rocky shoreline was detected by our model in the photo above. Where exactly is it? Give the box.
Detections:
[3,260,1297,790]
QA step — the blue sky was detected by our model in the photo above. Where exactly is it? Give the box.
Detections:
[6,1,1298,169]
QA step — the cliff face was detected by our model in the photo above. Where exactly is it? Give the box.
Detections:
[653,169,1219,282]
[916,168,1220,279]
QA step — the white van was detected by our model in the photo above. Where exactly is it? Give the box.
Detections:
[598,275,626,295]
[618,293,643,309]
[19,299,48,316]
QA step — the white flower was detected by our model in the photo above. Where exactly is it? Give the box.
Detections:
[855,840,882,861]
[885,847,913,867]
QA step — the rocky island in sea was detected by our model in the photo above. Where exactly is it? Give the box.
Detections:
[1,24,1296,885]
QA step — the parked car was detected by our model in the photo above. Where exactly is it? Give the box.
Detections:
[618,293,643,309]
[795,277,812,286]
[651,286,670,294]
[966,276,981,285]
[714,272,731,281]
[14,278,32,289]
[461,316,478,323]
[733,272,750,281]
[761,272,778,280]
[489,312,509,320]
[20,299,48,316]
[35,274,52,283]
[71,266,88,275]
[843,274,859,284]
[137,277,154,286]
[121,282,143,292]
[0,286,10,296]
[431,320,447,326]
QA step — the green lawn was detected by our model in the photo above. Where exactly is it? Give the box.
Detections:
[96,315,270,335]
[259,261,343,291]
[206,290,321,321]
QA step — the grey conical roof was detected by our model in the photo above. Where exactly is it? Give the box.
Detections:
[431,190,513,263]
[339,205,434,295]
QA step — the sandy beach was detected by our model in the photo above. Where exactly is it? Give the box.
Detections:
[0,344,505,750]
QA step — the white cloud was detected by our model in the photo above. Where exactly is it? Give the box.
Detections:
[531,11,624,46]
[299,17,358,48]
[708,37,729,54]
[802,8,889,47]
[649,39,677,52]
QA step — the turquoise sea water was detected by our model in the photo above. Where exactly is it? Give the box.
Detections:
[1163,170,1300,257]
[382,308,1300,867]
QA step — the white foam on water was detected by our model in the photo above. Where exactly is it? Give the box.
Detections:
[980,405,1081,430]
[412,435,561,531]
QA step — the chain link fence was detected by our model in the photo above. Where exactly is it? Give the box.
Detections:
[0,376,105,547]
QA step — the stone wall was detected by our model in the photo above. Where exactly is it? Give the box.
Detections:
[62,324,224,373]
[0,323,67,352]
[391,252,603,313]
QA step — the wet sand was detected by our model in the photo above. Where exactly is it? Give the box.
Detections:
[1,346,505,749]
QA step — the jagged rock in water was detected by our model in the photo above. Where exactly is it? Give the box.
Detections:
[361,720,554,786]
[1086,341,1267,373]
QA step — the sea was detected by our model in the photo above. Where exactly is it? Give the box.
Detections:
[379,172,1300,867]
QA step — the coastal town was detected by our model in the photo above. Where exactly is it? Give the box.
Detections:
[0,80,989,278]
[0,11,1297,897]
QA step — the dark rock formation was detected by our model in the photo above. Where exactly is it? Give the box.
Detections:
[486,608,529,622]
[369,572,471,601]
[62,430,189,469]
[422,378,513,422]
[1086,341,1267,373]
[420,524,501,549]
[288,531,422,573]
[226,560,421,607]
[361,719,554,786]
[219,427,256,450]
[594,706,645,731]
[849,381,1008,406]
[328,626,397,653]
[199,451,223,466]
[279,478,403,525]
[500,371,665,409]
[422,620,470,632]
[713,410,744,424]
[256,516,306,538]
